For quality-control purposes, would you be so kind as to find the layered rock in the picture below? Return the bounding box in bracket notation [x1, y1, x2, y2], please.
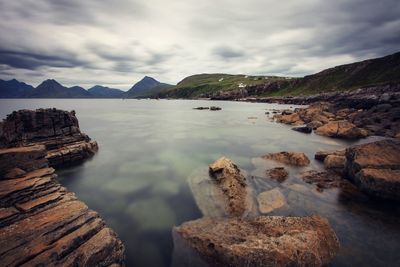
[0, 109, 98, 167]
[344, 139, 400, 200]
[0, 145, 124, 266]
[263, 151, 310, 166]
[173, 215, 340, 267]
[315, 121, 368, 139]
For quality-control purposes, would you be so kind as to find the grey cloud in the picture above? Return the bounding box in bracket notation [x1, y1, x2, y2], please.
[213, 46, 245, 59]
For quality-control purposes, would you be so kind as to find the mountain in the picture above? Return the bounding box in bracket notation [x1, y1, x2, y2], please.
[156, 51, 400, 98]
[125, 76, 173, 98]
[30, 79, 92, 98]
[0, 79, 34, 98]
[88, 85, 125, 98]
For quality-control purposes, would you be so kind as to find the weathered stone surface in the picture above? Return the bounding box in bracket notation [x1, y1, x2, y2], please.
[173, 215, 340, 267]
[315, 149, 345, 162]
[3, 167, 26, 179]
[263, 151, 310, 166]
[324, 155, 346, 172]
[257, 188, 286, 213]
[300, 170, 359, 193]
[266, 167, 288, 182]
[307, 120, 324, 130]
[275, 113, 300, 124]
[315, 121, 368, 139]
[345, 139, 400, 200]
[208, 157, 252, 216]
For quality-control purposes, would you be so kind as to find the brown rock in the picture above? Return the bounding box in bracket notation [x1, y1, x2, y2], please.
[263, 151, 310, 166]
[315, 149, 345, 162]
[208, 157, 250, 216]
[324, 155, 346, 172]
[315, 121, 368, 139]
[275, 113, 301, 124]
[266, 167, 288, 182]
[307, 120, 324, 130]
[345, 139, 400, 200]
[257, 188, 286, 213]
[173, 215, 340, 267]
[3, 168, 26, 179]
[300, 170, 359, 193]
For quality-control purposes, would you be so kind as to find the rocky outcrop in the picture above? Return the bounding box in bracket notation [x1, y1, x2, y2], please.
[0, 109, 98, 168]
[263, 152, 310, 166]
[208, 157, 252, 216]
[0, 145, 125, 266]
[344, 139, 400, 200]
[173, 215, 340, 267]
[300, 170, 358, 194]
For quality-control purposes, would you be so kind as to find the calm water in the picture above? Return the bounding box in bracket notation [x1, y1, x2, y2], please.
[1, 99, 399, 267]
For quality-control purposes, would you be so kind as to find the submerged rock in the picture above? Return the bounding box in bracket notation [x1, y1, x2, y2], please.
[193, 107, 210, 110]
[266, 167, 288, 182]
[210, 106, 222, 111]
[292, 125, 312, 134]
[173, 215, 340, 267]
[263, 151, 310, 166]
[345, 139, 400, 200]
[257, 188, 286, 213]
[300, 170, 359, 194]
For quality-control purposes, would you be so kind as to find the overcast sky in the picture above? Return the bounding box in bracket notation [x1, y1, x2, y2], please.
[0, 0, 399, 90]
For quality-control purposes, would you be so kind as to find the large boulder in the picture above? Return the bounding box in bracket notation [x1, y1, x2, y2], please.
[173, 215, 340, 267]
[263, 152, 310, 166]
[345, 139, 400, 200]
[315, 121, 368, 139]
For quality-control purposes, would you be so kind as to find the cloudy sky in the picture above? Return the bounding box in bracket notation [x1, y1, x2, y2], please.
[0, 0, 399, 90]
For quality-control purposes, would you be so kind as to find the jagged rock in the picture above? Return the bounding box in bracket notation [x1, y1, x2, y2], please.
[300, 170, 359, 193]
[315, 121, 368, 139]
[292, 125, 312, 134]
[257, 188, 286, 213]
[266, 167, 288, 182]
[173, 215, 340, 267]
[345, 139, 400, 200]
[263, 152, 310, 166]
[307, 120, 324, 130]
[208, 157, 252, 216]
[0, 109, 98, 168]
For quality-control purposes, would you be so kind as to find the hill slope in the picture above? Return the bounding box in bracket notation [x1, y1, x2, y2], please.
[156, 51, 400, 99]
[125, 76, 173, 98]
[30, 80, 92, 98]
[88, 85, 125, 98]
[0, 79, 34, 98]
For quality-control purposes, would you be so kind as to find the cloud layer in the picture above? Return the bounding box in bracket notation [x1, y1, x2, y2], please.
[0, 0, 399, 89]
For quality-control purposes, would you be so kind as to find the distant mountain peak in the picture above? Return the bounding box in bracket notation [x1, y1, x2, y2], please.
[125, 76, 172, 98]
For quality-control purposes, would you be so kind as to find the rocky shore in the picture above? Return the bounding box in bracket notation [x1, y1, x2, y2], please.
[0, 109, 125, 266]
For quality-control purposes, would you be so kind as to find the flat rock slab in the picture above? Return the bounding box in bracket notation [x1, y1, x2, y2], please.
[345, 139, 400, 200]
[174, 215, 340, 267]
[263, 151, 310, 166]
[257, 188, 286, 213]
[0, 168, 125, 267]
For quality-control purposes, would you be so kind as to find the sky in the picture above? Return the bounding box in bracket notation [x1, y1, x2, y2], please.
[0, 0, 399, 90]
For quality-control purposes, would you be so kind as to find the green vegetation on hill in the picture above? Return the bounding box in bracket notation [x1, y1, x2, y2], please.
[156, 51, 400, 98]
[158, 74, 288, 98]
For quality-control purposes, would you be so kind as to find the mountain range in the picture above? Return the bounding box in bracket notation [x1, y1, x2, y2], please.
[0, 77, 172, 98]
[1, 51, 399, 99]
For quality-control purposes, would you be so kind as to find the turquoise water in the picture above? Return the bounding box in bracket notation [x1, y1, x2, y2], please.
[0, 99, 399, 267]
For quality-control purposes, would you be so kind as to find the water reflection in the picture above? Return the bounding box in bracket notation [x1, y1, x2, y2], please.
[1, 99, 399, 267]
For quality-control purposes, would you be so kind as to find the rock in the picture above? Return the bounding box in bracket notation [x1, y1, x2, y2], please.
[275, 113, 301, 124]
[257, 188, 286, 213]
[315, 149, 345, 162]
[173, 215, 340, 267]
[324, 155, 346, 172]
[193, 107, 210, 110]
[292, 125, 312, 134]
[208, 157, 251, 216]
[307, 120, 324, 130]
[0, 109, 98, 168]
[266, 167, 288, 182]
[0, 146, 125, 266]
[300, 170, 359, 194]
[263, 151, 310, 166]
[3, 168, 26, 179]
[345, 139, 400, 200]
[281, 109, 294, 115]
[315, 121, 368, 139]
[210, 106, 222, 111]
